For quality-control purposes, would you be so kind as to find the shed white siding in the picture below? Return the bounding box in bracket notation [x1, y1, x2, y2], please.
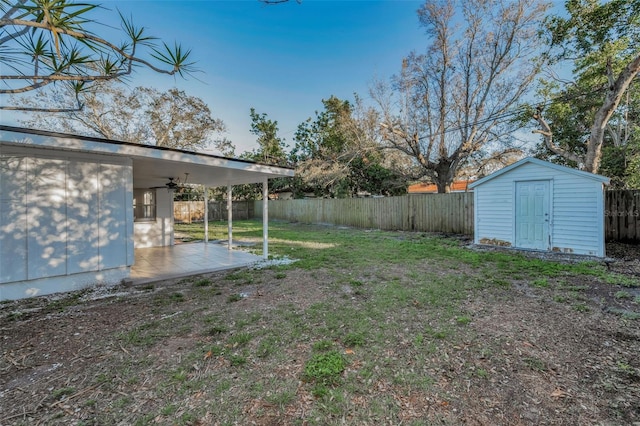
[473, 175, 514, 245]
[0, 146, 133, 299]
[472, 158, 608, 257]
[552, 177, 603, 255]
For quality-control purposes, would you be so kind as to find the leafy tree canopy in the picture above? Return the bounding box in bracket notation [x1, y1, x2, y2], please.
[247, 108, 289, 166]
[293, 95, 407, 198]
[533, 0, 640, 174]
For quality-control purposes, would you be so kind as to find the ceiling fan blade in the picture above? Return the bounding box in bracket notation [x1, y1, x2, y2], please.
[148, 177, 179, 190]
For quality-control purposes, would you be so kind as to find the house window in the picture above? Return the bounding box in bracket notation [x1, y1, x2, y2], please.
[133, 189, 156, 221]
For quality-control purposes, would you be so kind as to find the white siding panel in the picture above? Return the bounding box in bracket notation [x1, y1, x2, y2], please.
[1, 148, 133, 285]
[27, 157, 68, 279]
[0, 156, 28, 282]
[0, 202, 27, 282]
[552, 182, 602, 254]
[67, 160, 100, 274]
[506, 163, 557, 180]
[0, 155, 27, 201]
[99, 163, 128, 269]
[475, 179, 514, 244]
[156, 189, 174, 247]
[124, 167, 134, 266]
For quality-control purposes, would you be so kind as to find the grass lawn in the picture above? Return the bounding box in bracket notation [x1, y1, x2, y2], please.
[1, 220, 639, 425]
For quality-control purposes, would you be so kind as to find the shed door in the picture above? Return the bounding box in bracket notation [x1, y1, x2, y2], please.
[515, 180, 550, 250]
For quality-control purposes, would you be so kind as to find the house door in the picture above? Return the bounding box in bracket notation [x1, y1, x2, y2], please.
[515, 180, 550, 250]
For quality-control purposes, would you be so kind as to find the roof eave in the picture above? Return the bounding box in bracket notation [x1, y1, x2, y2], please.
[0, 125, 295, 179]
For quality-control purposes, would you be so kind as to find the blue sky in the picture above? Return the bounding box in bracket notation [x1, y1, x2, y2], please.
[123, 0, 427, 153]
[4, 1, 570, 155]
[54, 0, 427, 153]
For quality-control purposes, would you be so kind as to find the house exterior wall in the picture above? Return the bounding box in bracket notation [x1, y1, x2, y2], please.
[0, 146, 134, 300]
[133, 189, 174, 248]
[474, 161, 606, 256]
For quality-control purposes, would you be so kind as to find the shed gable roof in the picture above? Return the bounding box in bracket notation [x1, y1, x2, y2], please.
[468, 157, 610, 189]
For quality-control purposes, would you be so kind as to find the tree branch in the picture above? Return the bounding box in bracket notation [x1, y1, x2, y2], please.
[1, 17, 184, 75]
[0, 105, 82, 112]
[0, 0, 29, 43]
[533, 108, 584, 165]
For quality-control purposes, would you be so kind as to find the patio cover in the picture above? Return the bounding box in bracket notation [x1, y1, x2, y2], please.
[0, 125, 295, 189]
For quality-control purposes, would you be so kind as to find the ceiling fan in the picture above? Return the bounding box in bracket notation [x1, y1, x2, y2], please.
[150, 174, 189, 191]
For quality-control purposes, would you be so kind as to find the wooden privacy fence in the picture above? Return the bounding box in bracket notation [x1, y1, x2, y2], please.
[605, 190, 640, 242]
[177, 191, 640, 242]
[174, 200, 254, 223]
[174, 201, 205, 223]
[253, 193, 474, 235]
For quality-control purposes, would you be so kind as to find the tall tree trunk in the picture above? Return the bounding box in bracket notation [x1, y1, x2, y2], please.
[434, 160, 454, 193]
[435, 179, 451, 193]
[584, 53, 640, 174]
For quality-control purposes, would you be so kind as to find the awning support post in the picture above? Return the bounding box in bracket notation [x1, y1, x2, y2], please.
[262, 179, 268, 259]
[203, 185, 209, 243]
[227, 184, 233, 250]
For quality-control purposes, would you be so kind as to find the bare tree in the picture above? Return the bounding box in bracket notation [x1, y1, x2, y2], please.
[147, 88, 227, 151]
[1, 0, 194, 112]
[376, 0, 548, 192]
[19, 83, 230, 153]
[19, 82, 151, 140]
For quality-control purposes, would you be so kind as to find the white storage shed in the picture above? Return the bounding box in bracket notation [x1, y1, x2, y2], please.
[468, 157, 610, 257]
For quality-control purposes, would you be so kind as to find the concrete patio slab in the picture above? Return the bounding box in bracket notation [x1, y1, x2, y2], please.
[130, 242, 261, 285]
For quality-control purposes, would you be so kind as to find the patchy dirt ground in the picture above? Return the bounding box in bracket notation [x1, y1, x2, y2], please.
[1, 238, 639, 425]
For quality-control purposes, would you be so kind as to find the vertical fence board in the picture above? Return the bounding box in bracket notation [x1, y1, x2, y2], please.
[253, 194, 475, 235]
[605, 190, 640, 242]
[175, 200, 253, 222]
